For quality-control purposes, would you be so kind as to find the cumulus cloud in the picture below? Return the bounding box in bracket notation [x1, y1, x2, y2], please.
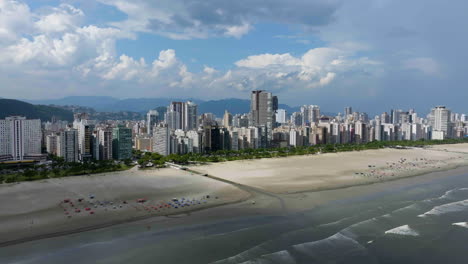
[0, 0, 33, 43]
[0, 0, 382, 100]
[234, 47, 380, 89]
[0, 1, 131, 71]
[35, 4, 84, 34]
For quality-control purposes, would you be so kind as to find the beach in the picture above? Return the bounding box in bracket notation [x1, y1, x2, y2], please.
[0, 166, 249, 245]
[1, 144, 468, 247]
[194, 144, 468, 193]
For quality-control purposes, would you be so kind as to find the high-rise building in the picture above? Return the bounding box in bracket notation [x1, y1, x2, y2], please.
[381, 112, 390, 124]
[430, 106, 452, 139]
[275, 109, 287, 124]
[58, 129, 79, 163]
[146, 110, 160, 135]
[291, 112, 303, 126]
[166, 102, 184, 130]
[310, 105, 321, 123]
[222, 110, 233, 127]
[345, 107, 353, 116]
[184, 101, 198, 130]
[166, 101, 198, 131]
[46, 134, 58, 155]
[98, 127, 113, 160]
[250, 90, 276, 144]
[0, 116, 42, 161]
[112, 126, 133, 160]
[153, 123, 170, 156]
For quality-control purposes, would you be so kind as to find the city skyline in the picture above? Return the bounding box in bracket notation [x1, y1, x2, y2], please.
[1, 0, 468, 114]
[1, 89, 466, 163]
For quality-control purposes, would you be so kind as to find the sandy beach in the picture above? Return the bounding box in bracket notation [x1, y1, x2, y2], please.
[1, 143, 468, 246]
[193, 144, 468, 193]
[0, 167, 249, 245]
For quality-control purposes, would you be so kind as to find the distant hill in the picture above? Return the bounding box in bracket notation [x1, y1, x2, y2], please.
[23, 96, 331, 118]
[26, 96, 204, 112]
[25, 96, 120, 109]
[0, 99, 74, 122]
[199, 99, 250, 117]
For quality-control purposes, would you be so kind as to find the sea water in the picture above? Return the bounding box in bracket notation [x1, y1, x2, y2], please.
[2, 172, 468, 264]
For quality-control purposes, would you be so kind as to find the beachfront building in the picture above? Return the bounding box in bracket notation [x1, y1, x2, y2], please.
[251, 90, 278, 146]
[153, 123, 170, 156]
[430, 106, 452, 140]
[46, 134, 59, 155]
[58, 129, 79, 163]
[135, 135, 153, 152]
[0, 116, 42, 162]
[98, 127, 113, 160]
[112, 126, 132, 160]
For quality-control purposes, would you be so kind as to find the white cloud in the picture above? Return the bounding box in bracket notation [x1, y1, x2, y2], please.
[236, 53, 301, 68]
[224, 23, 252, 38]
[232, 47, 379, 89]
[403, 57, 441, 75]
[102, 55, 147, 80]
[35, 4, 84, 34]
[0, 0, 33, 43]
[0, 0, 383, 100]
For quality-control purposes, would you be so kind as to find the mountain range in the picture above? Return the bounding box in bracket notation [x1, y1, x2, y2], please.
[0, 99, 74, 121]
[25, 96, 304, 117]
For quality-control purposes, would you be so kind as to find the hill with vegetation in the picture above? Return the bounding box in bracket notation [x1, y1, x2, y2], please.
[0, 99, 74, 122]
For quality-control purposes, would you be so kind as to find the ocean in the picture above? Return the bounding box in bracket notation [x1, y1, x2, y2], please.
[2, 171, 468, 264]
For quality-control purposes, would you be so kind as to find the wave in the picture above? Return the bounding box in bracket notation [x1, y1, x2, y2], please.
[452, 222, 468, 229]
[418, 199, 468, 217]
[384, 225, 419, 236]
[239, 250, 297, 264]
[439, 188, 468, 200]
[292, 232, 368, 259]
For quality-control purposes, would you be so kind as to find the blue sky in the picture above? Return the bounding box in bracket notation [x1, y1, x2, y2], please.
[0, 0, 467, 114]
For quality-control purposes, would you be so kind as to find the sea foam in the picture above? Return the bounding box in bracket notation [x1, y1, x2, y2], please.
[452, 222, 468, 229]
[418, 199, 468, 217]
[384, 225, 419, 236]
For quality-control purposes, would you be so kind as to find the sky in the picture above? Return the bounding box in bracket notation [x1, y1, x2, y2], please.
[1, 0, 467, 114]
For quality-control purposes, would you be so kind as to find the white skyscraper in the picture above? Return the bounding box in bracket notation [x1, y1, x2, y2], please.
[46, 134, 58, 155]
[276, 109, 287, 124]
[430, 106, 452, 139]
[0, 116, 42, 161]
[153, 123, 170, 156]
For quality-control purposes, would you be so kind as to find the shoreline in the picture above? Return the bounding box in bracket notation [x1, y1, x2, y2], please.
[1, 144, 468, 247]
[4, 163, 467, 249]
